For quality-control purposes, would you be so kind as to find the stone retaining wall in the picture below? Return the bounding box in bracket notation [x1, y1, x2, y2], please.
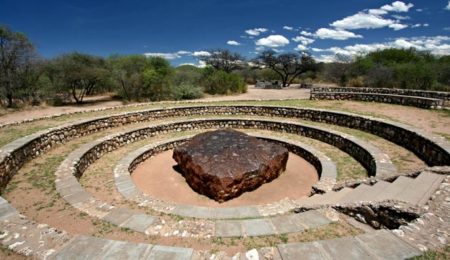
[311, 87, 450, 100]
[71, 118, 387, 182]
[1, 105, 449, 192]
[310, 92, 444, 109]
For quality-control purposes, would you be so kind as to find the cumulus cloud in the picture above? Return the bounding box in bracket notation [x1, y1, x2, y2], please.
[388, 23, 408, 30]
[176, 50, 191, 55]
[192, 51, 211, 57]
[391, 14, 410, 20]
[295, 44, 308, 51]
[144, 52, 181, 59]
[283, 26, 294, 30]
[381, 1, 414, 12]
[143, 50, 195, 59]
[227, 40, 241, 46]
[330, 1, 412, 31]
[315, 28, 363, 40]
[292, 36, 315, 45]
[255, 35, 290, 48]
[446, 1, 450, 10]
[331, 13, 395, 30]
[313, 36, 450, 62]
[245, 28, 268, 36]
[300, 31, 313, 36]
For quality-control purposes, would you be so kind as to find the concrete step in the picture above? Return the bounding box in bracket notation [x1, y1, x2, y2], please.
[338, 184, 372, 204]
[372, 176, 414, 202]
[356, 180, 390, 202]
[395, 172, 445, 205]
[297, 188, 352, 206]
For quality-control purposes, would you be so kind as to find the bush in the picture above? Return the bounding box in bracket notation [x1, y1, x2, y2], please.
[172, 84, 203, 100]
[347, 76, 365, 88]
[201, 70, 247, 95]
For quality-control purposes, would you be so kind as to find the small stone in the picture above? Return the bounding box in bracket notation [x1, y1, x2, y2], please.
[245, 249, 259, 260]
[392, 229, 404, 237]
[437, 236, 446, 244]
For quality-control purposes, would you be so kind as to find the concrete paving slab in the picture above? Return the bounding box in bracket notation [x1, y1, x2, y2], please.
[278, 241, 330, 260]
[215, 220, 243, 237]
[146, 245, 193, 260]
[241, 218, 276, 236]
[355, 230, 421, 259]
[120, 214, 157, 232]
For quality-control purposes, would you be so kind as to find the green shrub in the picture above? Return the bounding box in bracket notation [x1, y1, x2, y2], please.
[202, 70, 247, 95]
[347, 76, 365, 88]
[172, 84, 203, 100]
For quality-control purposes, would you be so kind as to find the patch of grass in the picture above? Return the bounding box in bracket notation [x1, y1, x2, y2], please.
[92, 219, 115, 236]
[279, 233, 289, 243]
[410, 246, 450, 260]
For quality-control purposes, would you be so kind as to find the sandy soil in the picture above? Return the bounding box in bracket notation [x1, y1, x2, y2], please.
[0, 96, 126, 125]
[345, 102, 449, 135]
[200, 85, 311, 102]
[0, 86, 310, 125]
[132, 150, 318, 207]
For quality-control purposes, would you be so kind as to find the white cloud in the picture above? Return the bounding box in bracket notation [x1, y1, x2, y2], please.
[388, 23, 408, 30]
[416, 8, 423, 12]
[245, 28, 268, 36]
[315, 28, 363, 40]
[176, 50, 191, 55]
[292, 36, 315, 45]
[295, 44, 308, 51]
[391, 14, 410, 20]
[227, 40, 241, 46]
[144, 52, 180, 59]
[300, 30, 313, 36]
[331, 13, 395, 30]
[412, 23, 429, 28]
[255, 35, 290, 48]
[368, 9, 388, 15]
[330, 2, 412, 31]
[192, 51, 211, 57]
[381, 1, 414, 12]
[283, 26, 293, 30]
[313, 36, 450, 62]
[446, 1, 450, 10]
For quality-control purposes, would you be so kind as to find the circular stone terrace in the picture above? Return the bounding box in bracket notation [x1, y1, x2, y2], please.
[0, 99, 449, 259]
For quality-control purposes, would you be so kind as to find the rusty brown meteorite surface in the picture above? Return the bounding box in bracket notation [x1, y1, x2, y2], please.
[172, 129, 289, 202]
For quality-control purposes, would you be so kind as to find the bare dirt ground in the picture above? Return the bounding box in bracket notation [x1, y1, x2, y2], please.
[0, 86, 310, 125]
[132, 150, 318, 207]
[0, 95, 127, 125]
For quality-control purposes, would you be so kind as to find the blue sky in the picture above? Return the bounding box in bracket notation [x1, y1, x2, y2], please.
[1, 0, 449, 65]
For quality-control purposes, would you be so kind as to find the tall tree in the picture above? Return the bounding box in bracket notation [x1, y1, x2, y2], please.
[254, 50, 317, 87]
[199, 49, 244, 72]
[0, 26, 37, 107]
[107, 55, 150, 100]
[46, 53, 109, 104]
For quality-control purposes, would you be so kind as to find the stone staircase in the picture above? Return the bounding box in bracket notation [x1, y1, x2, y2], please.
[298, 171, 445, 207]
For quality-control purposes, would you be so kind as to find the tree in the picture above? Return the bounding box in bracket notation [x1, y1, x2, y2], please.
[46, 53, 109, 104]
[0, 26, 37, 107]
[141, 57, 173, 101]
[107, 55, 150, 100]
[254, 50, 317, 87]
[199, 49, 244, 72]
